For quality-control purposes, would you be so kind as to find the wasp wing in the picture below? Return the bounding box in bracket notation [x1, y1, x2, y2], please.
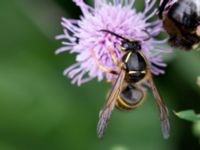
[148, 71, 170, 139]
[97, 69, 126, 139]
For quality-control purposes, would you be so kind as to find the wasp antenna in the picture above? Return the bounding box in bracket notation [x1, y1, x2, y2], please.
[99, 29, 128, 41]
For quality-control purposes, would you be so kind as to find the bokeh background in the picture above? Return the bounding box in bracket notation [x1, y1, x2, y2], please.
[0, 0, 200, 150]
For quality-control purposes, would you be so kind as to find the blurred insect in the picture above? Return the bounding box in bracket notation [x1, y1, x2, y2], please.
[89, 29, 170, 139]
[158, 0, 200, 50]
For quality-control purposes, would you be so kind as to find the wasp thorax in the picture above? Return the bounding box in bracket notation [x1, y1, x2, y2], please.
[121, 40, 141, 51]
[122, 51, 147, 83]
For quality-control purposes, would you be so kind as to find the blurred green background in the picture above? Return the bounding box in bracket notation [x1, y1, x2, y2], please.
[0, 0, 200, 150]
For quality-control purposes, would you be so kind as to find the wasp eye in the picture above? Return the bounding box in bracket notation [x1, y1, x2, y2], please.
[121, 41, 130, 50]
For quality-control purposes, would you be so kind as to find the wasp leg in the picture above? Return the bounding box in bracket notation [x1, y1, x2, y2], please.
[89, 48, 119, 75]
[108, 46, 120, 66]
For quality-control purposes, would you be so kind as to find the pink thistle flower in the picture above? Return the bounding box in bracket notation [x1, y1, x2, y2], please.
[56, 0, 171, 86]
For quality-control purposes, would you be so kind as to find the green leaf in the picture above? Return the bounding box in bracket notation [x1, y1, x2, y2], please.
[193, 121, 200, 138]
[174, 110, 200, 122]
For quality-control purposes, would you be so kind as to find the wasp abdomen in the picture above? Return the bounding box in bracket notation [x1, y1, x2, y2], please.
[116, 85, 144, 111]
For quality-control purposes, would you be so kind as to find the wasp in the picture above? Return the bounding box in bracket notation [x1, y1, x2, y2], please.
[89, 29, 170, 139]
[158, 0, 200, 50]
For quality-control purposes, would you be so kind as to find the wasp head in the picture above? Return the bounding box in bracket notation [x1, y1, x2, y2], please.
[121, 40, 141, 52]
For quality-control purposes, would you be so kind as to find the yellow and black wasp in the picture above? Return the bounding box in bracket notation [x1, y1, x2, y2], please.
[90, 29, 170, 139]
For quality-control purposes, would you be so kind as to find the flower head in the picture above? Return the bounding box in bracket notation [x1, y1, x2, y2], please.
[56, 0, 171, 86]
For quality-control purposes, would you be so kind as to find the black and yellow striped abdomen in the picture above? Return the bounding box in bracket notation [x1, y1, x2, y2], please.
[115, 84, 145, 111]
